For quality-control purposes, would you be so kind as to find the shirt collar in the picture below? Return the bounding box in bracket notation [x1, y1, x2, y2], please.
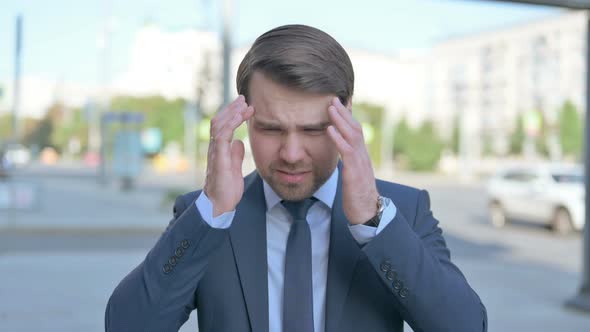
[262, 167, 338, 211]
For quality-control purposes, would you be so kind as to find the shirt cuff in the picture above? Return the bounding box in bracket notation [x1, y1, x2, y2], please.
[195, 191, 235, 229]
[348, 197, 396, 245]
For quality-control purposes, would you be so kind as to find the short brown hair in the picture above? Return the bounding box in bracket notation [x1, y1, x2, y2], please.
[236, 24, 354, 105]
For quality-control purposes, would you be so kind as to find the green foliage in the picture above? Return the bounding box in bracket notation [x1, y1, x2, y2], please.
[558, 100, 583, 159]
[110, 95, 186, 148]
[534, 112, 549, 158]
[392, 119, 445, 171]
[393, 117, 411, 157]
[482, 134, 494, 156]
[51, 107, 89, 155]
[24, 117, 53, 149]
[353, 102, 384, 166]
[404, 121, 445, 171]
[0, 114, 12, 141]
[450, 115, 460, 155]
[509, 114, 525, 155]
[22, 103, 65, 150]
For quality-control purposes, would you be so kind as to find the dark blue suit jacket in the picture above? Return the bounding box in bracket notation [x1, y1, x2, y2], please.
[105, 170, 487, 331]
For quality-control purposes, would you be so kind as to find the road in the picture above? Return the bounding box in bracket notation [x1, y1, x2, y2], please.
[0, 164, 588, 331]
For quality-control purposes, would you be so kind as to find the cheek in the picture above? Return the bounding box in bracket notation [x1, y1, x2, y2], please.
[306, 136, 338, 161]
[249, 134, 280, 162]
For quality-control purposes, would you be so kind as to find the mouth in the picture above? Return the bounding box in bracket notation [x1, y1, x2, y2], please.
[275, 169, 311, 184]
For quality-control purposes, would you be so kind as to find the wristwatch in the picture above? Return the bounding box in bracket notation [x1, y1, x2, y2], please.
[364, 196, 386, 227]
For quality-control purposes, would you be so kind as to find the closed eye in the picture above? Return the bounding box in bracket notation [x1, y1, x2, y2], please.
[258, 126, 283, 134]
[303, 128, 326, 135]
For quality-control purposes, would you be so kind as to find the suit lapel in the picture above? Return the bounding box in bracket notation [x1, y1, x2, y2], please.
[229, 172, 269, 332]
[325, 165, 363, 332]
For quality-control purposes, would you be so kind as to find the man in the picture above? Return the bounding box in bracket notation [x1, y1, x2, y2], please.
[105, 24, 487, 332]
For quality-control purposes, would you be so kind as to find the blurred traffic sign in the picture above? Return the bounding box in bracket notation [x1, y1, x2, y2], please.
[141, 128, 163, 154]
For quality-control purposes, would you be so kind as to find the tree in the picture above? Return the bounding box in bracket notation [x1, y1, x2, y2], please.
[23, 102, 65, 150]
[51, 107, 89, 155]
[0, 114, 12, 141]
[353, 102, 384, 167]
[558, 100, 583, 159]
[450, 115, 460, 155]
[534, 111, 549, 158]
[509, 114, 525, 155]
[404, 121, 445, 171]
[24, 117, 53, 150]
[393, 117, 411, 157]
[110, 95, 186, 148]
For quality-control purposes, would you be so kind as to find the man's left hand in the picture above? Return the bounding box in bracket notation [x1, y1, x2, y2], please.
[326, 97, 380, 225]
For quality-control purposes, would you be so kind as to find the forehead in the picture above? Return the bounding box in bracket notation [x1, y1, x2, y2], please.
[248, 72, 334, 123]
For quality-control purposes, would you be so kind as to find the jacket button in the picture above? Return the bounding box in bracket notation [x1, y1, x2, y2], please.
[386, 270, 398, 281]
[168, 256, 178, 266]
[380, 260, 392, 272]
[399, 287, 409, 299]
[393, 279, 403, 291]
[163, 263, 172, 274]
[181, 239, 190, 249]
[175, 247, 185, 258]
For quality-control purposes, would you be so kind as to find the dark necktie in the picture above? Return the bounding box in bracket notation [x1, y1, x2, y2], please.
[281, 197, 317, 332]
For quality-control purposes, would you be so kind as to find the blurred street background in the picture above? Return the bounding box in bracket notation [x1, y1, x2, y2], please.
[2, 0, 590, 331]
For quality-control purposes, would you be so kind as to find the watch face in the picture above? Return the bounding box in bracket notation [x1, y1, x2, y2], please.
[377, 196, 385, 213]
[364, 196, 386, 227]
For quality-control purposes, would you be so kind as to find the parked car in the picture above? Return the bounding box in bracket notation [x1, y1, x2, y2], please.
[1, 142, 31, 168]
[486, 164, 585, 234]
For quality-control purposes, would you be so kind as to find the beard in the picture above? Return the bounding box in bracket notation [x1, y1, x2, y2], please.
[263, 160, 335, 202]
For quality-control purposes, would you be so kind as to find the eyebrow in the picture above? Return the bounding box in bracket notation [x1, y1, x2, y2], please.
[253, 119, 330, 130]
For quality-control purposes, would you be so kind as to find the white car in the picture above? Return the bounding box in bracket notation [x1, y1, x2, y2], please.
[2, 143, 31, 168]
[486, 164, 585, 234]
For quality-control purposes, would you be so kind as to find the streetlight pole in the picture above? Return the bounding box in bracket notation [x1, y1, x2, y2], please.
[221, 0, 232, 108]
[97, 0, 112, 185]
[12, 14, 23, 143]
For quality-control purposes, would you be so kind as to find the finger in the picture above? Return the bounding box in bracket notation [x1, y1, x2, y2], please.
[331, 97, 361, 131]
[210, 95, 247, 136]
[327, 125, 354, 157]
[328, 105, 356, 142]
[215, 105, 255, 142]
[215, 95, 246, 122]
[209, 105, 254, 174]
[231, 139, 245, 176]
[210, 96, 247, 136]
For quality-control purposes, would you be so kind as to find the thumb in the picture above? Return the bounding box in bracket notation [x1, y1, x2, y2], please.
[230, 139, 245, 176]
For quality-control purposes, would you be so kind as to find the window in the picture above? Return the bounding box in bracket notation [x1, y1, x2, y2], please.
[503, 171, 537, 182]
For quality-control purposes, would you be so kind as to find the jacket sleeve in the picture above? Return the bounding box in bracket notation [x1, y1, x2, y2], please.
[362, 189, 487, 332]
[105, 193, 228, 332]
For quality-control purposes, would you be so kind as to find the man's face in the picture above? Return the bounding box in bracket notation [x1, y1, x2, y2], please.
[247, 71, 341, 201]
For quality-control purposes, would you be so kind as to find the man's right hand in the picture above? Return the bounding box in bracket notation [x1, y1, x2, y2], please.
[204, 95, 255, 217]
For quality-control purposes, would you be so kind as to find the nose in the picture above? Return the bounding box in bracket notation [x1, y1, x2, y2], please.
[279, 133, 306, 164]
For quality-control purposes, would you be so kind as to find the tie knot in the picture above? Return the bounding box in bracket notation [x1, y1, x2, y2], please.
[281, 197, 317, 222]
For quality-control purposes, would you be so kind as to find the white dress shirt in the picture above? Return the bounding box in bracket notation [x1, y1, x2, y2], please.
[195, 168, 396, 332]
